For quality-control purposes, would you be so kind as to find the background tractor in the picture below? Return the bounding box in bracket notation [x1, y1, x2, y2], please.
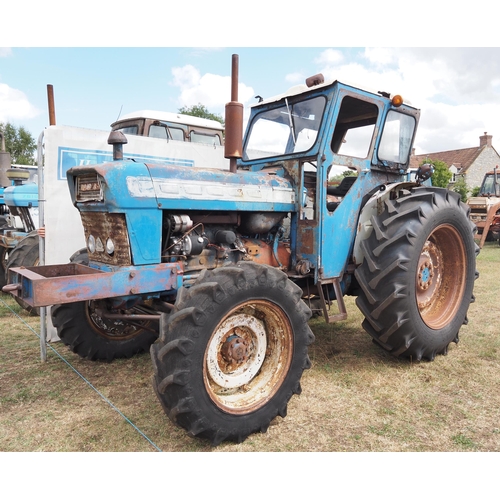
[467, 166, 500, 247]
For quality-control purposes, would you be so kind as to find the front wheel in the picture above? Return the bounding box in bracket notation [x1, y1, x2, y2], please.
[151, 262, 314, 445]
[355, 187, 478, 361]
[52, 300, 159, 361]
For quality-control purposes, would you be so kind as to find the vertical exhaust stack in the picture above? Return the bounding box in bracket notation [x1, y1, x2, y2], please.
[47, 84, 56, 126]
[224, 54, 243, 173]
[108, 131, 128, 161]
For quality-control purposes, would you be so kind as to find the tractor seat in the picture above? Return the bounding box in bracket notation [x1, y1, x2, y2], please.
[327, 175, 357, 197]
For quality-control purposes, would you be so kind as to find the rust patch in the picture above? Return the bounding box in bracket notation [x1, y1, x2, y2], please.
[80, 212, 132, 266]
[240, 238, 291, 269]
[297, 221, 316, 256]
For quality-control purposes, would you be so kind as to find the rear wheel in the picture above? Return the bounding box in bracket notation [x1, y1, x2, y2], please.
[52, 300, 159, 361]
[151, 262, 314, 445]
[355, 187, 478, 361]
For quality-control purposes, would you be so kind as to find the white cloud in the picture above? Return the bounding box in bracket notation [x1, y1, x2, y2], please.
[363, 47, 395, 67]
[285, 72, 304, 84]
[0, 83, 41, 122]
[171, 64, 255, 111]
[311, 47, 500, 153]
[0, 48, 12, 57]
[314, 49, 344, 66]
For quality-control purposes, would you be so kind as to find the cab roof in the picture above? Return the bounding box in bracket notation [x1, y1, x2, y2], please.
[111, 110, 224, 131]
[252, 78, 413, 107]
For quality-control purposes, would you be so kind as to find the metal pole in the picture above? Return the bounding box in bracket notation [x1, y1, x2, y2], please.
[38, 84, 56, 361]
[37, 130, 46, 362]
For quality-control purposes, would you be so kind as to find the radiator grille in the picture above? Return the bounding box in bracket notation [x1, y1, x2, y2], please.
[80, 212, 132, 266]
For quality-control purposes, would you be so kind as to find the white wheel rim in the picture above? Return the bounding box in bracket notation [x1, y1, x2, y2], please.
[206, 313, 267, 389]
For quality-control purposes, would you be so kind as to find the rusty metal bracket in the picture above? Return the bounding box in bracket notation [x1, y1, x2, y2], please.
[3, 262, 183, 308]
[317, 277, 347, 323]
[478, 200, 500, 248]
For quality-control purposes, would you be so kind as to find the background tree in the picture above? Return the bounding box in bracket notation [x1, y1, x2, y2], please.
[329, 169, 358, 184]
[471, 186, 481, 197]
[0, 122, 36, 165]
[178, 104, 224, 126]
[452, 175, 470, 202]
[421, 159, 452, 188]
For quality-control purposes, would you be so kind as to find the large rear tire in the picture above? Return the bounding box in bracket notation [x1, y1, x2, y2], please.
[151, 262, 314, 445]
[51, 300, 159, 361]
[355, 187, 478, 361]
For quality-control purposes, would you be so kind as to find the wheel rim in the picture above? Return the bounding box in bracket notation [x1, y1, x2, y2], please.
[86, 300, 155, 341]
[416, 224, 467, 329]
[203, 300, 293, 414]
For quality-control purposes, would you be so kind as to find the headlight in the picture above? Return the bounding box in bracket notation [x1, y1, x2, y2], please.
[106, 238, 115, 255]
[88, 234, 96, 253]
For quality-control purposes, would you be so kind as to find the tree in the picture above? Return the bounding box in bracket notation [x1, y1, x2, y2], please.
[471, 186, 481, 197]
[421, 159, 452, 188]
[452, 175, 470, 203]
[329, 169, 357, 184]
[178, 104, 224, 126]
[0, 122, 36, 165]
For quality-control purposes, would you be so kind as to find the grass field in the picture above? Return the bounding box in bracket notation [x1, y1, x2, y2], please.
[1, 243, 499, 453]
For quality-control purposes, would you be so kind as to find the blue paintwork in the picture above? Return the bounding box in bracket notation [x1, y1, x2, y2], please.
[0, 182, 39, 250]
[3, 183, 38, 208]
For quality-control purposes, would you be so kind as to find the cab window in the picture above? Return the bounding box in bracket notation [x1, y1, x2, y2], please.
[149, 124, 185, 141]
[116, 125, 138, 135]
[331, 96, 378, 159]
[190, 131, 221, 145]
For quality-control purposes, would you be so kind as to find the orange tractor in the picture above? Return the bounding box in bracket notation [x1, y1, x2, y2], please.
[467, 166, 500, 247]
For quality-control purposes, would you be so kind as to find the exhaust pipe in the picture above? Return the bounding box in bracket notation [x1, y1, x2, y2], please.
[108, 131, 128, 161]
[224, 54, 243, 173]
[47, 84, 56, 126]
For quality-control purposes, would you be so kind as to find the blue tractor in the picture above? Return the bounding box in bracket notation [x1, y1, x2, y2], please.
[0, 161, 39, 292]
[0, 169, 39, 297]
[4, 56, 478, 445]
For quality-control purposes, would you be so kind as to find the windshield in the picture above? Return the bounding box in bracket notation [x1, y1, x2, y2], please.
[244, 96, 327, 160]
[480, 174, 500, 196]
[378, 110, 416, 164]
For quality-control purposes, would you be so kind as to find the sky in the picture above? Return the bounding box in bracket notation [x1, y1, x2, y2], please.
[3, 45, 500, 158]
[1, 2, 500, 160]
[2, 0, 500, 160]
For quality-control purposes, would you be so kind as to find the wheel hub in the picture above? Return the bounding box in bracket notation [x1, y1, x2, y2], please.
[417, 241, 441, 308]
[206, 313, 267, 389]
[418, 258, 434, 291]
[221, 334, 249, 364]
